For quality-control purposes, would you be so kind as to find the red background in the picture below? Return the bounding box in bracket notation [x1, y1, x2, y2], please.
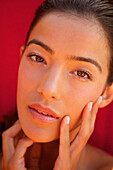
[0, 0, 113, 155]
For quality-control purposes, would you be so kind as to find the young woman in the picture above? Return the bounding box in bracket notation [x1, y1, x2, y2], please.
[1, 0, 113, 169]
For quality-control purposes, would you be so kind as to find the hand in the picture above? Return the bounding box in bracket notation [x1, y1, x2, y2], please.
[53, 96, 102, 170]
[1, 120, 41, 170]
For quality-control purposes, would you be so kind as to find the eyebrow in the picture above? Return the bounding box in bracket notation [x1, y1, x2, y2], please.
[68, 56, 102, 72]
[27, 39, 102, 72]
[27, 39, 54, 54]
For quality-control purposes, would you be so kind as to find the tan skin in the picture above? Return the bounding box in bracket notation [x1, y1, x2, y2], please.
[2, 12, 113, 170]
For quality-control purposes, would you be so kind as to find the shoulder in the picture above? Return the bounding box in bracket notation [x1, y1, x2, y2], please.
[78, 143, 113, 170]
[86, 144, 113, 169]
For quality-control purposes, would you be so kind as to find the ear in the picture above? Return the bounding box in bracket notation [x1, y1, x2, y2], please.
[20, 46, 25, 59]
[99, 83, 113, 108]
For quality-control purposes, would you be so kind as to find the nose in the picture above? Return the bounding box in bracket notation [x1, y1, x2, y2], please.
[37, 68, 62, 100]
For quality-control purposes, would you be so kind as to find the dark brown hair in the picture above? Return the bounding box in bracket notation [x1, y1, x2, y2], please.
[25, 0, 113, 85]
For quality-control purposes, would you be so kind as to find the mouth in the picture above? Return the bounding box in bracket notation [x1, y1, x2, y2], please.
[28, 103, 59, 123]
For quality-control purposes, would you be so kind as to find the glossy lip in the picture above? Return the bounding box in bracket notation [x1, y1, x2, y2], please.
[28, 103, 59, 122]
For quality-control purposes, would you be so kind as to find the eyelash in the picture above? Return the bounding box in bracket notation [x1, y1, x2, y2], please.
[27, 54, 46, 64]
[74, 70, 91, 80]
[27, 53, 92, 80]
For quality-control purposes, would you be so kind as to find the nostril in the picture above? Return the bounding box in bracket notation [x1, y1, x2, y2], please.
[36, 80, 61, 100]
[37, 88, 43, 95]
[37, 87, 60, 100]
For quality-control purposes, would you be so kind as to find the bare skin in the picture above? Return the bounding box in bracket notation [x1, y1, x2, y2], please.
[1, 12, 113, 170]
[1, 97, 113, 170]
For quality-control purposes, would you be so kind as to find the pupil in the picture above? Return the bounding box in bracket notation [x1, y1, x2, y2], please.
[37, 57, 43, 62]
[78, 71, 85, 77]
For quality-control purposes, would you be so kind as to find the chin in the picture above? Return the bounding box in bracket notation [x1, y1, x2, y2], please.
[24, 131, 59, 143]
[21, 123, 59, 143]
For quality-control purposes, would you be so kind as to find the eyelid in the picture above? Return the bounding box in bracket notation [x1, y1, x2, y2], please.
[73, 70, 93, 81]
[26, 49, 46, 58]
[27, 52, 47, 64]
[25, 45, 50, 58]
[27, 51, 42, 57]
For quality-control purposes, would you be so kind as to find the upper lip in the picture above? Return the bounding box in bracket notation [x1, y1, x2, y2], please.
[28, 103, 59, 119]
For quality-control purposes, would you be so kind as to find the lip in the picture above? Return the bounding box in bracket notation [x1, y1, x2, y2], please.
[28, 103, 59, 123]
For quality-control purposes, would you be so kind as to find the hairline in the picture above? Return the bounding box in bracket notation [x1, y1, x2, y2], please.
[25, 8, 111, 85]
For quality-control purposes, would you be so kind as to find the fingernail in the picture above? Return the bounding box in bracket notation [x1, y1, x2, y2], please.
[89, 102, 93, 111]
[98, 96, 103, 105]
[66, 116, 70, 124]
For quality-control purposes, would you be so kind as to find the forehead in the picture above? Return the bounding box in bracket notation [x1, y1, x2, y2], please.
[28, 12, 110, 71]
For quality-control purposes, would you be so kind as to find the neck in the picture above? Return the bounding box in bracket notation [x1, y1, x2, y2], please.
[39, 139, 59, 170]
[38, 123, 81, 169]
[41, 139, 59, 158]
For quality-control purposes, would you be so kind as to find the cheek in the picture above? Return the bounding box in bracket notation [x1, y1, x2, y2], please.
[65, 82, 98, 109]
[17, 62, 38, 117]
[17, 60, 45, 103]
[18, 63, 42, 91]
[64, 82, 101, 128]
[17, 59, 105, 142]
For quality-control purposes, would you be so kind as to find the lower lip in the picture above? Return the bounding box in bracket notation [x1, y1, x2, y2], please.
[28, 107, 58, 123]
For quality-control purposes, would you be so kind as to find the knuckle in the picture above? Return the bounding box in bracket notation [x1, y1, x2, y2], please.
[18, 138, 29, 147]
[90, 125, 95, 134]
[81, 126, 95, 143]
[2, 126, 14, 139]
[18, 138, 25, 145]
[2, 131, 5, 139]
[82, 131, 89, 142]
[90, 127, 94, 135]
[2, 130, 9, 140]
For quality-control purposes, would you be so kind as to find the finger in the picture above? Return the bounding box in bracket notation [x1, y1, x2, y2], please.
[11, 137, 34, 161]
[79, 96, 102, 140]
[80, 96, 102, 137]
[70, 102, 93, 157]
[7, 137, 34, 170]
[54, 116, 71, 170]
[2, 120, 21, 162]
[59, 116, 70, 162]
[14, 130, 26, 148]
[90, 96, 102, 126]
[27, 143, 41, 169]
[70, 97, 102, 159]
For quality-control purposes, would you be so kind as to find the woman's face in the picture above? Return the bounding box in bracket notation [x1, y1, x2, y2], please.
[17, 12, 110, 142]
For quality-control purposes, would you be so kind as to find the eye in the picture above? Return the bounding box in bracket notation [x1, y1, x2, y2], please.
[74, 70, 91, 80]
[27, 54, 46, 64]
